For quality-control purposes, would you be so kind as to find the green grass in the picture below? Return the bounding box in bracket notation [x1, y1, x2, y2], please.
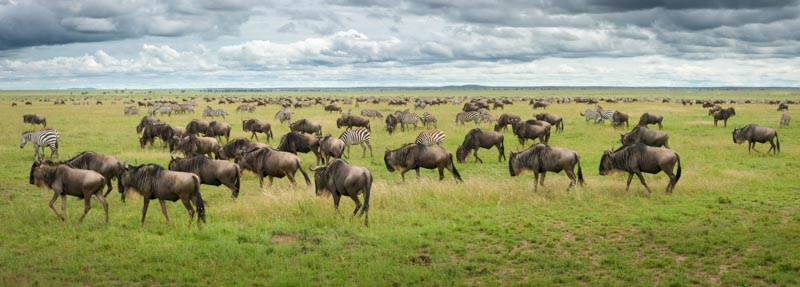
[1, 89, 799, 286]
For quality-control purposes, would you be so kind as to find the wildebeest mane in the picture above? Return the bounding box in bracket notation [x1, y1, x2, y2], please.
[170, 155, 211, 173]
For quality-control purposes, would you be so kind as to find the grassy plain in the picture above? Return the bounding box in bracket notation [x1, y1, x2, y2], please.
[0, 88, 798, 286]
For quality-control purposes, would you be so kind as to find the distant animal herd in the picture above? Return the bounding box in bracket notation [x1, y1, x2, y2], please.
[15, 95, 791, 227]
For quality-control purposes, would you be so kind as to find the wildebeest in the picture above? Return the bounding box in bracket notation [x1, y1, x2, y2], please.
[242, 119, 274, 142]
[494, 113, 521, 132]
[172, 135, 222, 159]
[456, 129, 505, 163]
[290, 119, 323, 136]
[169, 154, 241, 198]
[712, 107, 736, 127]
[30, 160, 108, 223]
[512, 121, 548, 146]
[136, 116, 161, 134]
[534, 113, 564, 133]
[612, 111, 629, 129]
[337, 115, 371, 130]
[237, 147, 311, 188]
[780, 112, 791, 128]
[23, 114, 47, 128]
[56, 151, 123, 197]
[204, 121, 231, 143]
[599, 143, 682, 194]
[277, 132, 323, 165]
[732, 124, 780, 154]
[320, 134, 345, 163]
[186, 119, 210, 135]
[140, 122, 173, 149]
[324, 103, 342, 113]
[218, 138, 269, 160]
[532, 101, 549, 109]
[637, 113, 664, 130]
[384, 143, 462, 182]
[620, 126, 670, 149]
[385, 114, 398, 134]
[777, 102, 789, 111]
[508, 143, 585, 192]
[118, 163, 205, 227]
[310, 159, 373, 227]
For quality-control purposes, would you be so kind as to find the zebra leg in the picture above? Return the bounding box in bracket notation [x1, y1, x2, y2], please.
[360, 142, 367, 158]
[346, 145, 351, 159]
[33, 143, 40, 161]
[366, 141, 373, 157]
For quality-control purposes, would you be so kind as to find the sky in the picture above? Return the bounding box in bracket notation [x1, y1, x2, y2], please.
[0, 0, 799, 89]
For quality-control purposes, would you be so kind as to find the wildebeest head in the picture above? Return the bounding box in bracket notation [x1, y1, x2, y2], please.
[456, 145, 469, 163]
[732, 127, 745, 144]
[508, 150, 521, 176]
[383, 147, 396, 172]
[309, 165, 330, 196]
[598, 149, 614, 176]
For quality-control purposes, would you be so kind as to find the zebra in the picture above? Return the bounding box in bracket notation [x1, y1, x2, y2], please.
[455, 111, 482, 125]
[421, 111, 438, 128]
[338, 127, 373, 158]
[415, 129, 446, 147]
[360, 109, 384, 119]
[595, 105, 615, 121]
[581, 109, 604, 124]
[274, 108, 292, 124]
[158, 106, 171, 117]
[20, 128, 59, 161]
[202, 108, 227, 119]
[394, 109, 419, 132]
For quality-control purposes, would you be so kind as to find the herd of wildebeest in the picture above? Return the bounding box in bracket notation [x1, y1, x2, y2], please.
[14, 94, 792, 227]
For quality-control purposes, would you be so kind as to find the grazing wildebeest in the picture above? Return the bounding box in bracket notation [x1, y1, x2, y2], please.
[242, 119, 274, 142]
[385, 113, 398, 135]
[324, 104, 342, 113]
[290, 119, 323, 136]
[732, 124, 780, 154]
[204, 121, 231, 143]
[23, 114, 47, 128]
[638, 113, 664, 130]
[612, 111, 629, 129]
[172, 135, 222, 159]
[532, 101, 549, 109]
[599, 143, 682, 194]
[57, 151, 123, 196]
[186, 119, 210, 135]
[277, 132, 323, 165]
[30, 160, 108, 222]
[310, 159, 373, 226]
[140, 123, 174, 149]
[118, 163, 205, 227]
[508, 143, 585, 192]
[780, 112, 791, 128]
[456, 128, 505, 163]
[777, 102, 789, 111]
[337, 115, 371, 131]
[620, 126, 670, 148]
[237, 147, 311, 188]
[512, 121, 548, 146]
[136, 116, 161, 134]
[494, 113, 521, 132]
[384, 143, 462, 182]
[169, 154, 241, 198]
[218, 138, 269, 160]
[712, 107, 736, 127]
[534, 113, 564, 133]
[581, 109, 604, 124]
[320, 134, 345, 164]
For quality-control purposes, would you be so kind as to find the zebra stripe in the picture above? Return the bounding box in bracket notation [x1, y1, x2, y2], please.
[339, 127, 373, 157]
[21, 129, 59, 160]
[394, 110, 419, 131]
[455, 111, 482, 125]
[421, 111, 438, 128]
[202, 109, 227, 119]
[415, 129, 446, 146]
[595, 106, 615, 120]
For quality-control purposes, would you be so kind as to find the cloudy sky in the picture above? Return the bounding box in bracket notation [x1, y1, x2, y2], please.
[1, 0, 799, 89]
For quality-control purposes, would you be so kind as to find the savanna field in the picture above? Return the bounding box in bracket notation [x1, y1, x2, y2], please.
[1, 89, 799, 286]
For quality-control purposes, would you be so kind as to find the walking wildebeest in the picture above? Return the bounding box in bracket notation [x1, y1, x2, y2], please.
[337, 114, 371, 131]
[242, 119, 274, 142]
[384, 143, 462, 182]
[118, 163, 205, 227]
[277, 132, 323, 165]
[218, 138, 269, 160]
[638, 113, 664, 130]
[599, 143, 682, 194]
[456, 128, 505, 163]
[732, 124, 780, 154]
[508, 143, 584, 192]
[512, 121, 548, 146]
[612, 111, 629, 129]
[204, 121, 231, 143]
[172, 135, 222, 159]
[23, 114, 47, 128]
[712, 107, 736, 127]
[57, 151, 123, 197]
[620, 126, 670, 149]
[237, 147, 311, 188]
[320, 134, 345, 164]
[30, 160, 108, 222]
[136, 116, 161, 134]
[310, 159, 373, 227]
[325, 104, 342, 113]
[494, 113, 521, 132]
[169, 154, 241, 198]
[186, 119, 210, 136]
[534, 113, 564, 133]
[290, 119, 323, 136]
[779, 112, 791, 128]
[385, 114, 398, 135]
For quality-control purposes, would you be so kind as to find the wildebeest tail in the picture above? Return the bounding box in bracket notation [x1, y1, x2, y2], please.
[234, 165, 241, 198]
[449, 153, 463, 182]
[194, 176, 206, 223]
[776, 132, 780, 153]
[357, 172, 372, 227]
[576, 153, 585, 186]
[297, 158, 312, 185]
[675, 153, 682, 184]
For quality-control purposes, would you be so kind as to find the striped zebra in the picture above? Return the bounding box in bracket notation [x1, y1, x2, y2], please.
[360, 109, 384, 119]
[20, 128, 59, 161]
[274, 108, 292, 124]
[595, 105, 615, 121]
[338, 127, 373, 158]
[202, 108, 227, 119]
[455, 111, 482, 125]
[415, 129, 446, 147]
[421, 111, 438, 128]
[394, 109, 419, 132]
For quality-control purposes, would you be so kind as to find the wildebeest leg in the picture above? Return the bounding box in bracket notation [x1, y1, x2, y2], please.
[251, 132, 258, 141]
[286, 172, 297, 185]
[103, 177, 113, 196]
[95, 191, 109, 223]
[533, 171, 539, 192]
[658, 122, 662, 130]
[159, 199, 170, 224]
[78, 195, 92, 223]
[767, 140, 776, 154]
[750, 142, 759, 153]
[351, 196, 362, 216]
[257, 176, 265, 188]
[438, 167, 445, 181]
[473, 149, 483, 164]
[180, 198, 194, 228]
[540, 172, 547, 188]
[625, 173, 634, 191]
[141, 198, 151, 226]
[399, 169, 408, 182]
[332, 194, 342, 217]
[565, 169, 577, 191]
[415, 168, 421, 179]
[268, 176, 275, 187]
[634, 172, 652, 194]
[48, 192, 65, 221]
